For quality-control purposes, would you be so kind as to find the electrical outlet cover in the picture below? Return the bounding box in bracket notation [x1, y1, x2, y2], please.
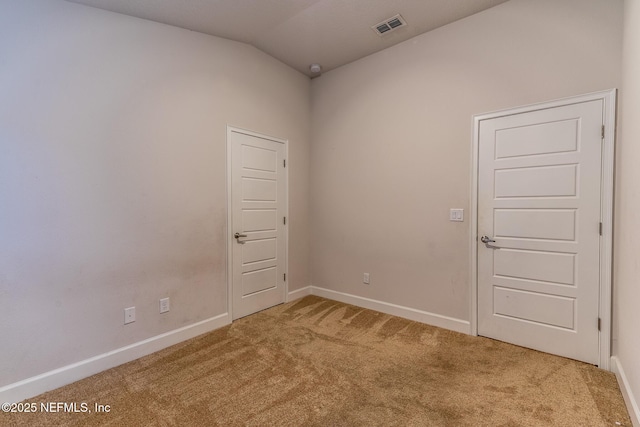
[160, 298, 170, 314]
[124, 307, 136, 324]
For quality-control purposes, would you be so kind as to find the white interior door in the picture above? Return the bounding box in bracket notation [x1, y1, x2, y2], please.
[477, 99, 604, 365]
[229, 128, 286, 320]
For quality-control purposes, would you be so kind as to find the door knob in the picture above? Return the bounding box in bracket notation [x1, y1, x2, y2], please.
[234, 232, 247, 239]
[480, 236, 495, 244]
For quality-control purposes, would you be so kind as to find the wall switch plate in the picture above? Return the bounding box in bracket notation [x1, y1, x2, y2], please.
[449, 208, 464, 222]
[124, 307, 136, 324]
[363, 273, 370, 284]
[160, 297, 170, 314]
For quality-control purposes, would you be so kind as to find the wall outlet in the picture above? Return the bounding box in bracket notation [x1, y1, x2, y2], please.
[124, 307, 136, 324]
[160, 297, 170, 314]
[363, 273, 370, 284]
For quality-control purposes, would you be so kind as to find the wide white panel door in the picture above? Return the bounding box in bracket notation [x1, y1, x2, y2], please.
[477, 99, 603, 365]
[230, 129, 286, 320]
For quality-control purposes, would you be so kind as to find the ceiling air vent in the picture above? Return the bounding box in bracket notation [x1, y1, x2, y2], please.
[372, 14, 407, 36]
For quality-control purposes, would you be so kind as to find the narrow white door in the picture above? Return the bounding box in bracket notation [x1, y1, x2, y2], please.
[229, 128, 286, 320]
[477, 99, 603, 365]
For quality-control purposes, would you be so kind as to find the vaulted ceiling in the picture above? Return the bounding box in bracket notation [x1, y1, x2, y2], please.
[65, 0, 510, 76]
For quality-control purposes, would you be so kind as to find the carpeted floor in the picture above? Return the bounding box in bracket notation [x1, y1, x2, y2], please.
[1, 296, 632, 426]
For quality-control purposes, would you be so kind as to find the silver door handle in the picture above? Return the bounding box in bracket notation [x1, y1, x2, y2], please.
[480, 235, 499, 248]
[234, 232, 247, 239]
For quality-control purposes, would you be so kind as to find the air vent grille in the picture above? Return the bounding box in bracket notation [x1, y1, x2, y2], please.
[372, 14, 407, 36]
[376, 23, 391, 34]
[388, 18, 403, 29]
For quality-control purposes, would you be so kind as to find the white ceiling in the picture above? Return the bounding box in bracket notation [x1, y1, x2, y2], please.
[65, 0, 510, 76]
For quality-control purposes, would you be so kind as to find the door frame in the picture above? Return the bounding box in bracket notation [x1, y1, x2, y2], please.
[226, 125, 289, 321]
[469, 90, 616, 370]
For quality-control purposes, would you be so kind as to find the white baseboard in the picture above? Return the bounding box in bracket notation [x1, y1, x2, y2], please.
[0, 313, 231, 404]
[287, 286, 312, 302]
[611, 356, 640, 427]
[310, 286, 470, 334]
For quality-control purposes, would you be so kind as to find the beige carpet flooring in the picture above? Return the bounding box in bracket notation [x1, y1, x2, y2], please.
[1, 296, 632, 426]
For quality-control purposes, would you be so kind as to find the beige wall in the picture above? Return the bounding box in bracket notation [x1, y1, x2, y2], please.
[0, 0, 310, 387]
[310, 0, 623, 321]
[614, 0, 640, 421]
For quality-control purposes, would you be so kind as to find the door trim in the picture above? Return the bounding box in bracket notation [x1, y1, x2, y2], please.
[226, 126, 288, 321]
[469, 89, 616, 370]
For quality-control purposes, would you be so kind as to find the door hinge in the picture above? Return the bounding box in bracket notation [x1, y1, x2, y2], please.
[283, 216, 286, 225]
[283, 273, 286, 281]
[283, 159, 286, 167]
[601, 125, 605, 140]
[598, 317, 601, 331]
[599, 222, 603, 236]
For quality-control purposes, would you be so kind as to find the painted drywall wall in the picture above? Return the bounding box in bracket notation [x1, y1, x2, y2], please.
[614, 0, 640, 421]
[0, 0, 310, 387]
[310, 0, 622, 321]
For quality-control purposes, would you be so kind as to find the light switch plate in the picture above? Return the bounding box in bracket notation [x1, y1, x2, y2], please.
[450, 209, 464, 222]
